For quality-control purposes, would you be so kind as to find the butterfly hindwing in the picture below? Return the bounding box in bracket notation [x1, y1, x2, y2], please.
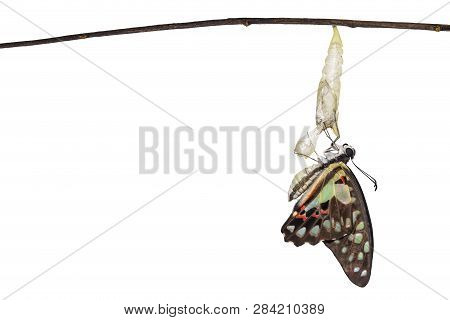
[282, 162, 354, 246]
[281, 162, 374, 287]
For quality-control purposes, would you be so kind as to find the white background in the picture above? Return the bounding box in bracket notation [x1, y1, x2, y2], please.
[0, 0, 449, 318]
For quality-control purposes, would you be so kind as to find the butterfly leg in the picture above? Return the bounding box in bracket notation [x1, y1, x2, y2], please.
[324, 129, 339, 152]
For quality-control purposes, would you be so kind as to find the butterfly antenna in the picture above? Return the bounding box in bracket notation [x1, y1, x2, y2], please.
[350, 158, 378, 191]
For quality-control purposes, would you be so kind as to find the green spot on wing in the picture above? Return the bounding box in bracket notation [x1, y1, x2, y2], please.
[335, 184, 352, 204]
[319, 179, 335, 203]
[363, 241, 370, 253]
[354, 233, 363, 244]
[296, 227, 306, 238]
[310, 225, 320, 237]
[352, 210, 361, 223]
[356, 221, 365, 231]
[335, 222, 341, 232]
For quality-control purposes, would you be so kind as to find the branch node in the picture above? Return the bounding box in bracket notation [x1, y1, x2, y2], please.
[434, 25, 441, 32]
[243, 20, 251, 27]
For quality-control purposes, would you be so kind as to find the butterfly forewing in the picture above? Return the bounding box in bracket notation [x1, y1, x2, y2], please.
[281, 162, 374, 287]
[324, 164, 373, 287]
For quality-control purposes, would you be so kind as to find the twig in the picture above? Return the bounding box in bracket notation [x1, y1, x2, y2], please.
[0, 17, 448, 49]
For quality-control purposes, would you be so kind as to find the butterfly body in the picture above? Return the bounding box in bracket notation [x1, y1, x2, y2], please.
[283, 145, 373, 287]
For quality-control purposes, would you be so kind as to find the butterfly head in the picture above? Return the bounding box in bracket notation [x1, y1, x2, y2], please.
[342, 144, 356, 159]
[322, 143, 356, 164]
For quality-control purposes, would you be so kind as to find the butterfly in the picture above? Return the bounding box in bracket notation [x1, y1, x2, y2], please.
[282, 144, 374, 287]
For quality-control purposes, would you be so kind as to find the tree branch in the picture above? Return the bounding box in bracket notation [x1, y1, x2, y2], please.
[0, 17, 448, 49]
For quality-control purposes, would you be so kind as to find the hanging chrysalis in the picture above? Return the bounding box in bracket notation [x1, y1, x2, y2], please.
[283, 27, 375, 287]
[316, 25, 343, 141]
[294, 26, 343, 157]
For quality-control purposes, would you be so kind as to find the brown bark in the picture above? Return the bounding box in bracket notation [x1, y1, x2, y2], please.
[0, 18, 448, 50]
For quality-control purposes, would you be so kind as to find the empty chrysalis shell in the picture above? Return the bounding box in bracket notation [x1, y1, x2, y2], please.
[316, 26, 343, 139]
[294, 26, 344, 158]
[294, 125, 323, 157]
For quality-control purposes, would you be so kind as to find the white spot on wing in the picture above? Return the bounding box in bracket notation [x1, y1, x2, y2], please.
[352, 210, 361, 223]
[345, 218, 351, 228]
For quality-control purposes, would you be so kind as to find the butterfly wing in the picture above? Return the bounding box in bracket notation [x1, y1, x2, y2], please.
[281, 162, 374, 287]
[282, 162, 355, 246]
[324, 164, 373, 287]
